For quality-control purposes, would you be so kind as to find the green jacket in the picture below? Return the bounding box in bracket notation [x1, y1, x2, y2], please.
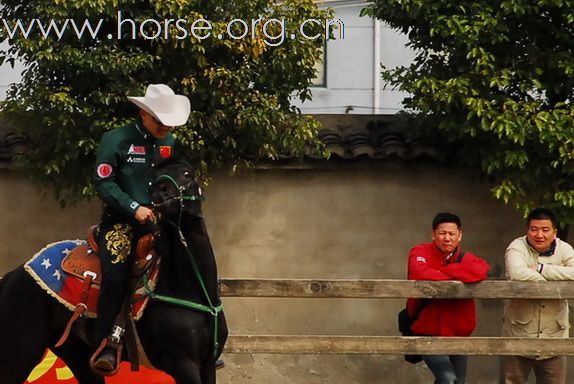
[93, 121, 175, 217]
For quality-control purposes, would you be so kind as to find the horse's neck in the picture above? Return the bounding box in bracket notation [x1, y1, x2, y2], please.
[160, 215, 220, 305]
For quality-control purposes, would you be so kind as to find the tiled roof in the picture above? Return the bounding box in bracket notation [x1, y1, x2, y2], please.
[318, 129, 442, 161]
[306, 114, 444, 162]
[0, 132, 26, 164]
[0, 115, 443, 166]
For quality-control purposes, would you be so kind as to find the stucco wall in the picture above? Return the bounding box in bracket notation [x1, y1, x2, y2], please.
[0, 164, 544, 383]
[0, 170, 100, 273]
[207, 164, 526, 384]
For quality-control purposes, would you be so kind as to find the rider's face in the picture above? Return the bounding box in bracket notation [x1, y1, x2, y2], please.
[140, 110, 172, 139]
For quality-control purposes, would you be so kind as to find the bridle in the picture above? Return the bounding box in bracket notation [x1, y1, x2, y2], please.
[151, 172, 204, 210]
[144, 169, 223, 358]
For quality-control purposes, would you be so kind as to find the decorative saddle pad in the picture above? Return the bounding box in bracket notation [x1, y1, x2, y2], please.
[24, 240, 159, 320]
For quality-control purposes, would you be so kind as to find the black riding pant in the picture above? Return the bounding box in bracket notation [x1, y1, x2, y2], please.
[94, 212, 154, 344]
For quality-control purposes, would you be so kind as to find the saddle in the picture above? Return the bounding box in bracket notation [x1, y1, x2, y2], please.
[60, 226, 156, 284]
[60, 226, 102, 285]
[55, 225, 158, 375]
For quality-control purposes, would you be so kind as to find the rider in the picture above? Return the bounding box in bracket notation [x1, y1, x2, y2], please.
[91, 84, 190, 372]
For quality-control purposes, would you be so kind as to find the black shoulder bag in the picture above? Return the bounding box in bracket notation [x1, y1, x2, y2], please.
[397, 251, 465, 364]
[397, 300, 430, 364]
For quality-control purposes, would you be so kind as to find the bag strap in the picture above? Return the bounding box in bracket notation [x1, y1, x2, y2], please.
[410, 299, 430, 322]
[410, 251, 466, 322]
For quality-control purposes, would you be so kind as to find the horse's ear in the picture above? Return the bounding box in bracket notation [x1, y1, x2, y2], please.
[174, 144, 202, 170]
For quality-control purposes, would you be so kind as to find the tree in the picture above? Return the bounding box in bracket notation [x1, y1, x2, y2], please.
[0, 0, 330, 204]
[362, 1, 574, 227]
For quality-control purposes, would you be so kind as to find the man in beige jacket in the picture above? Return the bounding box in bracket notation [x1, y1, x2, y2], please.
[500, 208, 574, 384]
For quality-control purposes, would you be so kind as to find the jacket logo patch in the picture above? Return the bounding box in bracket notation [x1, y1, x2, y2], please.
[127, 157, 146, 163]
[159, 146, 172, 158]
[416, 256, 427, 263]
[128, 145, 146, 155]
[97, 163, 113, 178]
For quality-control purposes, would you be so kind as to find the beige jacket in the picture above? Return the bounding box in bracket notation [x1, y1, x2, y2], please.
[503, 236, 574, 358]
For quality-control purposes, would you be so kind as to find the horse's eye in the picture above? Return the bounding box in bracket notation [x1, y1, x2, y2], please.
[184, 171, 191, 178]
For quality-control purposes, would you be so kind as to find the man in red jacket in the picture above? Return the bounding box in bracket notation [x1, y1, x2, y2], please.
[407, 212, 490, 384]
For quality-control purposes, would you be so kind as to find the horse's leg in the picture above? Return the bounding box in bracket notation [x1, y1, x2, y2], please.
[0, 268, 59, 384]
[164, 359, 202, 384]
[200, 362, 216, 384]
[141, 327, 207, 384]
[138, 306, 209, 384]
[53, 336, 104, 384]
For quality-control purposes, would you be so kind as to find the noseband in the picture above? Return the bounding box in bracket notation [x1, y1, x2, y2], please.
[152, 173, 203, 210]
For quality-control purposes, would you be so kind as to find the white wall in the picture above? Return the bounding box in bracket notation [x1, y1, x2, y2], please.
[0, 41, 24, 100]
[291, 1, 416, 115]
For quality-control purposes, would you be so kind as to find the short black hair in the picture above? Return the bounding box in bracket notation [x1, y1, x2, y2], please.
[527, 208, 558, 229]
[432, 212, 461, 230]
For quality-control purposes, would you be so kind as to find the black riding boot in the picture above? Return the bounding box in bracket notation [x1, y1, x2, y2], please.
[91, 324, 125, 375]
[92, 221, 133, 374]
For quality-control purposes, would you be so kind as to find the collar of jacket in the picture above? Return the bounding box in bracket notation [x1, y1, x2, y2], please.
[526, 238, 556, 257]
[134, 119, 156, 142]
[433, 244, 461, 264]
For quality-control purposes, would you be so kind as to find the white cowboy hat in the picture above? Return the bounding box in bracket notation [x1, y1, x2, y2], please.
[128, 84, 191, 126]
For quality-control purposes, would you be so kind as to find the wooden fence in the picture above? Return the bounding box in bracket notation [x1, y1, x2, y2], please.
[219, 279, 574, 356]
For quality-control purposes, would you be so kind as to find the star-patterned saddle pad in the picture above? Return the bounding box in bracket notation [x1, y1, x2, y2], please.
[24, 240, 158, 319]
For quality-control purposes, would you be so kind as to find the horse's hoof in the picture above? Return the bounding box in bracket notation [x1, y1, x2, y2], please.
[215, 359, 225, 370]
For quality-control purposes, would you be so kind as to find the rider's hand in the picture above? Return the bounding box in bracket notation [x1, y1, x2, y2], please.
[134, 206, 155, 224]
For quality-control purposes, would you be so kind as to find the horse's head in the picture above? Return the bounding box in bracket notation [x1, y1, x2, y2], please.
[151, 161, 203, 219]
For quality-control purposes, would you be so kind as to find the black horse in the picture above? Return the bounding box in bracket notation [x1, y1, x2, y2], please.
[0, 161, 228, 384]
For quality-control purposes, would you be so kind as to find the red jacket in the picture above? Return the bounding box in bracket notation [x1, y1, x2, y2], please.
[406, 243, 490, 336]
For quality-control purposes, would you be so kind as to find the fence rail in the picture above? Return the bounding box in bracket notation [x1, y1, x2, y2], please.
[2, 276, 569, 355]
[224, 335, 574, 355]
[220, 278, 574, 299]
[220, 278, 574, 356]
